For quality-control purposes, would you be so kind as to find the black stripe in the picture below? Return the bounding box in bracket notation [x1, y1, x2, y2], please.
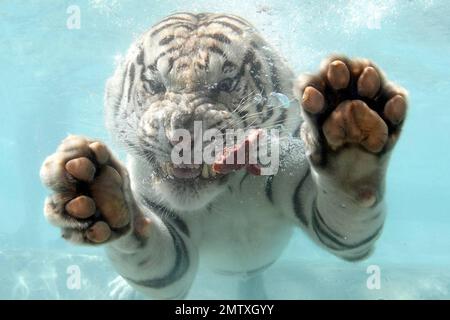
[151, 45, 181, 69]
[222, 60, 236, 73]
[265, 103, 274, 121]
[312, 203, 383, 251]
[140, 137, 169, 156]
[200, 21, 243, 35]
[159, 35, 175, 45]
[343, 247, 373, 261]
[171, 52, 195, 63]
[313, 199, 345, 239]
[249, 58, 263, 93]
[208, 45, 225, 57]
[354, 226, 383, 249]
[312, 216, 344, 251]
[292, 169, 310, 226]
[124, 222, 189, 289]
[253, 46, 283, 123]
[127, 63, 135, 103]
[176, 63, 190, 71]
[139, 196, 190, 237]
[136, 48, 145, 66]
[247, 55, 266, 115]
[136, 49, 157, 97]
[265, 175, 274, 204]
[267, 56, 282, 93]
[123, 137, 140, 152]
[213, 15, 250, 27]
[151, 22, 195, 37]
[201, 33, 231, 44]
[153, 15, 194, 27]
[242, 50, 267, 117]
[238, 110, 249, 128]
[250, 41, 259, 49]
[203, 51, 210, 70]
[234, 49, 253, 82]
[293, 124, 301, 138]
[273, 108, 287, 127]
[362, 210, 383, 223]
[167, 57, 175, 73]
[113, 61, 129, 116]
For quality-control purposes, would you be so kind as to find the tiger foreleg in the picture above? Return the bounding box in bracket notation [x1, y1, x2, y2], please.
[40, 135, 198, 299]
[295, 56, 408, 260]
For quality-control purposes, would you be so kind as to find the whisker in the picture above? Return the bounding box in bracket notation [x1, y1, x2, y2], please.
[231, 89, 258, 114]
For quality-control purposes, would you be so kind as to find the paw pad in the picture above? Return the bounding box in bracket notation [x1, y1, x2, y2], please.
[40, 135, 130, 245]
[297, 56, 408, 154]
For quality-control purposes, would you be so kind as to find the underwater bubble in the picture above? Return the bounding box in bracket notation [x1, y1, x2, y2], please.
[269, 92, 291, 109]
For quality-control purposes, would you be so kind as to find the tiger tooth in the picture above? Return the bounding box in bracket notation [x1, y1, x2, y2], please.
[165, 163, 172, 175]
[209, 165, 216, 177]
[202, 164, 209, 179]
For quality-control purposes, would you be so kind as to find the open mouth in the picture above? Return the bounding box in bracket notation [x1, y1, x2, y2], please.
[158, 129, 265, 180]
[161, 163, 221, 180]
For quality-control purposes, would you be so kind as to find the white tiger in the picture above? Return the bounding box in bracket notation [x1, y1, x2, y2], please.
[40, 12, 408, 299]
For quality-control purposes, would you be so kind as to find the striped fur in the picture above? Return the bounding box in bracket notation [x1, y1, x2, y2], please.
[98, 13, 389, 299]
[106, 12, 299, 159]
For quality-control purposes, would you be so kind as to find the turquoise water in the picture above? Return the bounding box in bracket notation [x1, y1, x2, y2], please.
[1, 0, 449, 299]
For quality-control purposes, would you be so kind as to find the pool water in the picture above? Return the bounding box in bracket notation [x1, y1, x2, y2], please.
[1, 0, 449, 299]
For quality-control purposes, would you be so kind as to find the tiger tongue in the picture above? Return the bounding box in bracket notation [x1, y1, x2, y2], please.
[212, 129, 262, 176]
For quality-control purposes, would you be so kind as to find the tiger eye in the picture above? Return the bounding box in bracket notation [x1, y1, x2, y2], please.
[145, 80, 166, 95]
[217, 78, 234, 92]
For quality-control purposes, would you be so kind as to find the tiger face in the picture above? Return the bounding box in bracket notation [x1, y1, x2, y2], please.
[105, 12, 298, 210]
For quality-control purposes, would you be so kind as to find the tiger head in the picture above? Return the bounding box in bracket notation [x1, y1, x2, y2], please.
[105, 12, 299, 210]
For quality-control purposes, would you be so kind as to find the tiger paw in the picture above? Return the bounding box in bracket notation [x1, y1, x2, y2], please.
[40, 135, 134, 245]
[296, 56, 408, 162]
[295, 56, 408, 206]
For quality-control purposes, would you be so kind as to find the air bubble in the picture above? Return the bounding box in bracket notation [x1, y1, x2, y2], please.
[269, 92, 291, 109]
